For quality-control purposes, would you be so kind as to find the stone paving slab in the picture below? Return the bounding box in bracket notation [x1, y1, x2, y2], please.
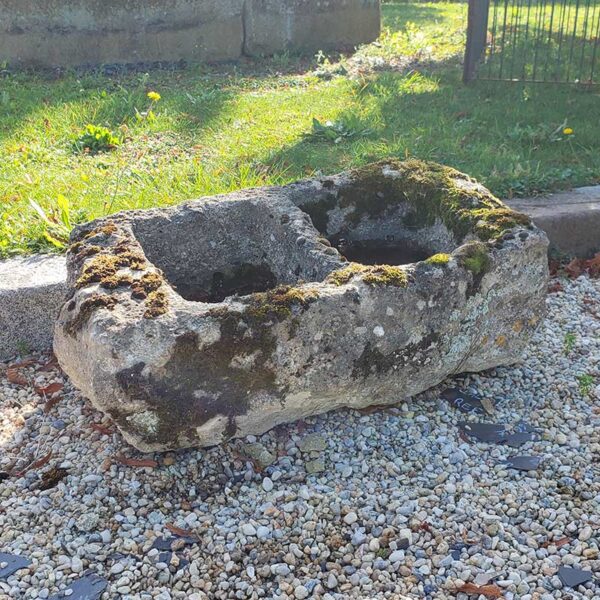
[0, 186, 599, 359]
[0, 254, 67, 360]
[507, 185, 600, 258]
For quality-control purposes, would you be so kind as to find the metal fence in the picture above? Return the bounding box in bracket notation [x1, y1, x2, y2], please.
[464, 0, 600, 85]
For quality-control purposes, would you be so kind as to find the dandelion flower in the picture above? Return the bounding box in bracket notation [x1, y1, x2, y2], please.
[147, 91, 161, 102]
[563, 127, 573, 135]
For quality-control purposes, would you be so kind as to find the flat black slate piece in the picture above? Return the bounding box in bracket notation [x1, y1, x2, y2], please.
[503, 455, 543, 471]
[48, 574, 108, 600]
[151, 536, 196, 552]
[557, 566, 593, 588]
[503, 432, 536, 448]
[459, 422, 508, 443]
[441, 388, 486, 415]
[0, 553, 32, 579]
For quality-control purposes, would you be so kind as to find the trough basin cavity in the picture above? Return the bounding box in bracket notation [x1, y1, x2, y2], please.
[54, 159, 549, 452]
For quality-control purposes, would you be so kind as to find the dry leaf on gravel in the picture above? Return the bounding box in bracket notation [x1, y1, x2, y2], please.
[6, 367, 28, 386]
[44, 395, 63, 413]
[165, 523, 198, 538]
[456, 582, 504, 598]
[35, 382, 64, 396]
[15, 450, 53, 477]
[542, 536, 571, 548]
[90, 423, 113, 435]
[548, 281, 564, 293]
[114, 454, 158, 468]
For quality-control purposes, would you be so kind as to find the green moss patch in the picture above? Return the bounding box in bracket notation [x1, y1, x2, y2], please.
[245, 285, 319, 322]
[425, 253, 451, 266]
[458, 242, 491, 275]
[327, 263, 408, 287]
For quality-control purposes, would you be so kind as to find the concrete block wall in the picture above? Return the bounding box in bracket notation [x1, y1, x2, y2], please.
[0, 0, 381, 69]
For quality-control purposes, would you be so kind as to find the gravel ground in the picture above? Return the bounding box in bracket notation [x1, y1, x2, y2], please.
[1, 275, 599, 600]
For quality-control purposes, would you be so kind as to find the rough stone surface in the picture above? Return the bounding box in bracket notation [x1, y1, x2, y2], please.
[1, 0, 381, 69]
[54, 160, 549, 451]
[0, 255, 67, 360]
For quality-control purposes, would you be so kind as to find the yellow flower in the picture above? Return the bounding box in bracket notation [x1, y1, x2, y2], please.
[147, 91, 161, 102]
[563, 127, 573, 135]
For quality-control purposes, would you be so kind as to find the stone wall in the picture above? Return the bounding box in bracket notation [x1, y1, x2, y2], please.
[0, 0, 380, 69]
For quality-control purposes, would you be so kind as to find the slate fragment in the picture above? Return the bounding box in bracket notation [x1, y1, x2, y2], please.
[48, 573, 108, 600]
[151, 536, 197, 551]
[502, 455, 542, 471]
[441, 388, 487, 415]
[557, 566, 593, 588]
[0, 553, 32, 579]
[503, 432, 536, 448]
[458, 422, 508, 443]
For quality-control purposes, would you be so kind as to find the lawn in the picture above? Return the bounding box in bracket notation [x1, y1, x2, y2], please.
[1, 0, 600, 256]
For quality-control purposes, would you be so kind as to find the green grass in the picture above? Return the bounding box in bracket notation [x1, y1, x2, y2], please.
[1, 0, 600, 256]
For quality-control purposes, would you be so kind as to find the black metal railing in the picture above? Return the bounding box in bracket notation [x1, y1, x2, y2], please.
[464, 0, 600, 85]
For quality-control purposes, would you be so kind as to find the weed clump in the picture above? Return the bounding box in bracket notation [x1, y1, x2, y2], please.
[73, 124, 121, 155]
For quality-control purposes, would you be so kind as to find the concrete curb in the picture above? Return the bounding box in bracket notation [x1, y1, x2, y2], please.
[1, 186, 599, 360]
[506, 185, 600, 259]
[0, 255, 67, 360]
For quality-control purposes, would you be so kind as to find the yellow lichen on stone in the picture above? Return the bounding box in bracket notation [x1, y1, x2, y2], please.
[327, 263, 407, 287]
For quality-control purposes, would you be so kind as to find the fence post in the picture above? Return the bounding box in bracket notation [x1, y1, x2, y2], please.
[463, 0, 490, 83]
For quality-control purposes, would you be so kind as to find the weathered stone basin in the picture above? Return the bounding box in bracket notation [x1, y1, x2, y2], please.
[54, 160, 549, 451]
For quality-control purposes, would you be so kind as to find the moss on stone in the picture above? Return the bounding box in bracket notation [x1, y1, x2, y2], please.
[76, 254, 121, 288]
[245, 285, 319, 322]
[458, 242, 491, 275]
[65, 294, 116, 337]
[337, 159, 530, 242]
[425, 253, 451, 266]
[326, 263, 408, 287]
[76, 251, 146, 288]
[101, 273, 134, 290]
[144, 289, 169, 318]
[471, 208, 532, 241]
[131, 272, 164, 299]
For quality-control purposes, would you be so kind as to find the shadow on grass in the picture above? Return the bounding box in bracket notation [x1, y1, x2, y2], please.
[261, 67, 600, 198]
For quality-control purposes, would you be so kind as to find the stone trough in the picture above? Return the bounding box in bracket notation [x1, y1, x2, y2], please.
[54, 160, 549, 451]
